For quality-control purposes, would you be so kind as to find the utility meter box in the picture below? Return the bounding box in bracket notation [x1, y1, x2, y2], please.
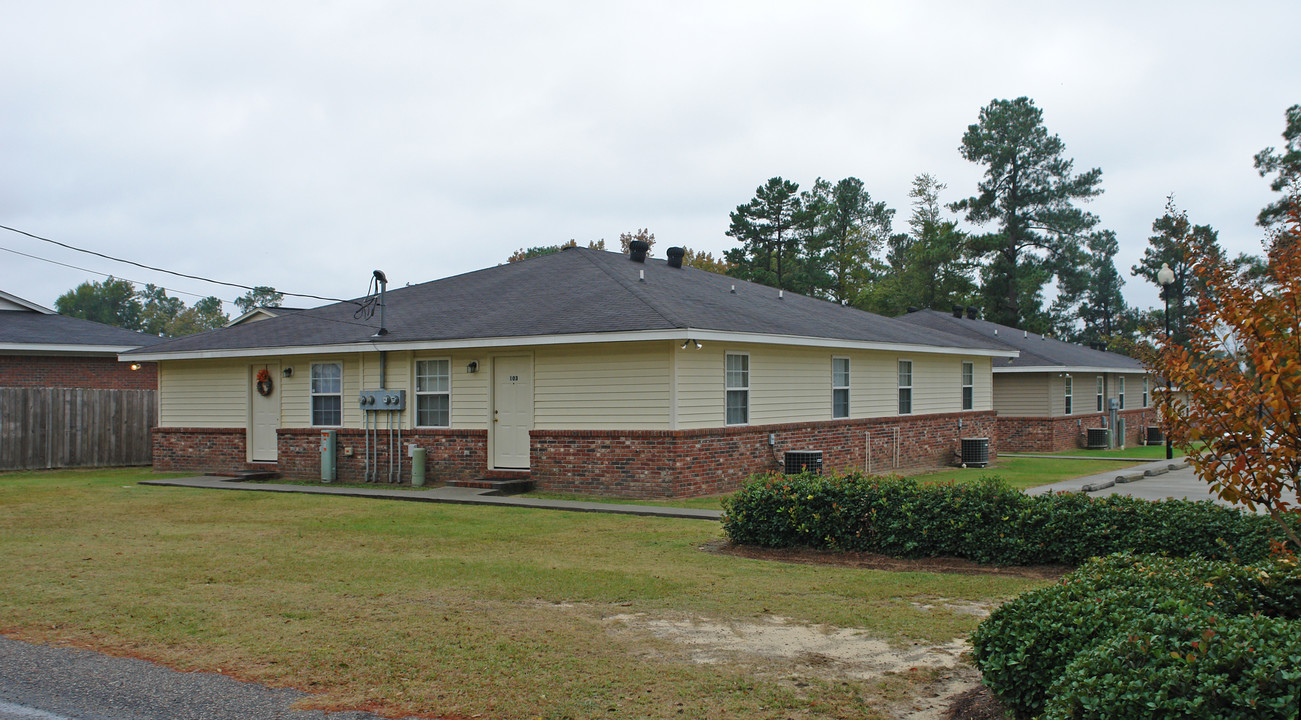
[358, 389, 406, 410]
[320, 429, 337, 482]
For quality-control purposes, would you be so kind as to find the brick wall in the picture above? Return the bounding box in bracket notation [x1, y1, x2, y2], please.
[532, 411, 998, 498]
[152, 427, 245, 472]
[995, 408, 1157, 452]
[0, 355, 157, 390]
[277, 427, 486, 484]
[152, 412, 997, 498]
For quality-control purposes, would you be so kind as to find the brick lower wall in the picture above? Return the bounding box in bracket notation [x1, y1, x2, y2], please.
[0, 355, 157, 390]
[152, 427, 246, 472]
[995, 408, 1158, 452]
[277, 428, 487, 484]
[152, 412, 996, 498]
[532, 411, 998, 498]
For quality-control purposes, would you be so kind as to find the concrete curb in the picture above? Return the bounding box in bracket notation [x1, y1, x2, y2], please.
[1080, 479, 1116, 492]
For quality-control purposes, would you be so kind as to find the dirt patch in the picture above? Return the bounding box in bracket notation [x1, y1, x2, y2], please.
[688, 541, 1038, 718]
[604, 612, 968, 681]
[702, 539, 1069, 581]
[944, 685, 1011, 720]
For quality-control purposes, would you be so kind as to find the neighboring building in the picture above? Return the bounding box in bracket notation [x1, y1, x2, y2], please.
[898, 309, 1155, 452]
[225, 306, 305, 327]
[0, 290, 160, 390]
[0, 290, 163, 471]
[124, 247, 1017, 498]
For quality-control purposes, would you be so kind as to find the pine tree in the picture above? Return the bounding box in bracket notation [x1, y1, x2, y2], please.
[800, 177, 892, 305]
[951, 97, 1103, 330]
[724, 177, 805, 291]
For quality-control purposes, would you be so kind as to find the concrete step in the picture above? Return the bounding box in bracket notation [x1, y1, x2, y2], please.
[449, 477, 534, 495]
[206, 469, 281, 481]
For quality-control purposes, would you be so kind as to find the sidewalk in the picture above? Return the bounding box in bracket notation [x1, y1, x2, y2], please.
[138, 477, 724, 521]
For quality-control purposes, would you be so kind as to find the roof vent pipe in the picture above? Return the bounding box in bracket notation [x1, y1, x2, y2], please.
[373, 270, 388, 337]
[629, 240, 649, 262]
[952, 305, 964, 318]
[666, 246, 684, 268]
[966, 306, 978, 320]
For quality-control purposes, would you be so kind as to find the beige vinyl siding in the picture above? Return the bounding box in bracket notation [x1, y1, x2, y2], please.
[1049, 373, 1071, 416]
[447, 351, 488, 428]
[994, 373, 1051, 416]
[903, 354, 985, 415]
[281, 355, 360, 427]
[158, 358, 249, 427]
[749, 346, 832, 424]
[968, 356, 994, 411]
[676, 344, 725, 429]
[675, 344, 993, 429]
[533, 342, 671, 430]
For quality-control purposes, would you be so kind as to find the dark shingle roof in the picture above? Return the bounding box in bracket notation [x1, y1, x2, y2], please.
[897, 310, 1144, 371]
[0, 310, 165, 350]
[127, 249, 1013, 356]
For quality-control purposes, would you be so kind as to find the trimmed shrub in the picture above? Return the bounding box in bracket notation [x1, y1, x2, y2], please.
[720, 472, 1295, 565]
[1045, 613, 1301, 719]
[971, 554, 1301, 719]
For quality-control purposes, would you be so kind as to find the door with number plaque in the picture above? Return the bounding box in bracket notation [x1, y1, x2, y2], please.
[492, 355, 533, 468]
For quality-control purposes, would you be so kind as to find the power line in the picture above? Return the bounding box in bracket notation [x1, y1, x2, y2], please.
[0, 244, 241, 305]
[0, 223, 359, 306]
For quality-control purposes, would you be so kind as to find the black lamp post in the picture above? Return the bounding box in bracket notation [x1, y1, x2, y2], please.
[1157, 262, 1176, 460]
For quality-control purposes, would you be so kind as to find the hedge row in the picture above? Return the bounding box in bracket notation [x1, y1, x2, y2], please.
[720, 472, 1296, 565]
[972, 553, 1301, 719]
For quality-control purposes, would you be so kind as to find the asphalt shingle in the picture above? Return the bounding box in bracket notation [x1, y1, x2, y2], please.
[127, 249, 1012, 355]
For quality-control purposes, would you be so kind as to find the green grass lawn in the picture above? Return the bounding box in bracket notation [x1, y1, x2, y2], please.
[1034, 445, 1186, 460]
[910, 456, 1141, 491]
[519, 490, 731, 511]
[0, 468, 1049, 719]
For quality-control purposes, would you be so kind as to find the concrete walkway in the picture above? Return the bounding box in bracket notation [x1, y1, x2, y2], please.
[138, 477, 724, 521]
[1025, 457, 1298, 511]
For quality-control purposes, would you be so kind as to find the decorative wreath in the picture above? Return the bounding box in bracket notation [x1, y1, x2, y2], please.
[255, 368, 274, 396]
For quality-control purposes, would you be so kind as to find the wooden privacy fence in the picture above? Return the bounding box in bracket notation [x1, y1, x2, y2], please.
[0, 388, 157, 471]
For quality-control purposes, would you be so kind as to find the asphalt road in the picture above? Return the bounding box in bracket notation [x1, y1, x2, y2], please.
[0, 636, 413, 720]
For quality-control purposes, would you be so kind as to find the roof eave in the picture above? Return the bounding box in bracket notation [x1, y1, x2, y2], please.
[994, 364, 1148, 374]
[0, 343, 144, 355]
[123, 328, 1021, 361]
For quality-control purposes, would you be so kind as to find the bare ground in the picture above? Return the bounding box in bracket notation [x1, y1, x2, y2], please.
[687, 541, 1050, 719]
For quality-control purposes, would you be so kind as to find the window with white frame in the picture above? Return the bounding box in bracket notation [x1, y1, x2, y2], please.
[832, 357, 850, 418]
[1096, 376, 1104, 413]
[415, 359, 451, 427]
[725, 353, 749, 425]
[311, 362, 342, 426]
[961, 361, 974, 411]
[1118, 376, 1126, 410]
[1142, 377, 1149, 407]
[1064, 375, 1073, 415]
[898, 360, 913, 415]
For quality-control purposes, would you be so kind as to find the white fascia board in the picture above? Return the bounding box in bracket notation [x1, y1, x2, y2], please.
[123, 328, 1021, 361]
[0, 343, 137, 355]
[994, 365, 1148, 374]
[0, 291, 54, 313]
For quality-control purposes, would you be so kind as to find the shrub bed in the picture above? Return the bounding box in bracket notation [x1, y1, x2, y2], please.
[720, 472, 1296, 565]
[972, 553, 1301, 719]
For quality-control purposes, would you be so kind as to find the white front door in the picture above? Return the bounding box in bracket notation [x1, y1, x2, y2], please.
[492, 355, 533, 469]
[249, 363, 280, 462]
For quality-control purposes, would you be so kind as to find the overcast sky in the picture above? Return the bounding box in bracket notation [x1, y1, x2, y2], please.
[2, 1, 1297, 317]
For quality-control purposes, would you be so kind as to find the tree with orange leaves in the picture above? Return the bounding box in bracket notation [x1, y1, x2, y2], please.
[1152, 201, 1301, 551]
